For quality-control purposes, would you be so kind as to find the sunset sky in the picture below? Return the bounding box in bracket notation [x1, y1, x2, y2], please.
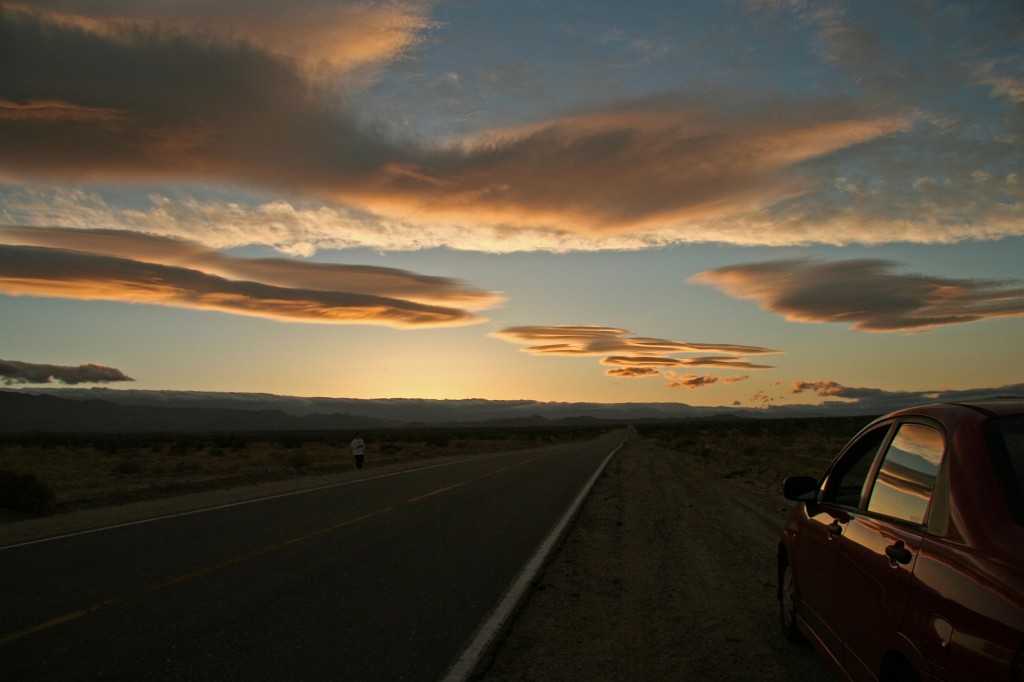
[1, 0, 1022, 412]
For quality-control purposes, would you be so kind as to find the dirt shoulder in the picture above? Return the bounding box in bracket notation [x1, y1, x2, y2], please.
[478, 437, 833, 681]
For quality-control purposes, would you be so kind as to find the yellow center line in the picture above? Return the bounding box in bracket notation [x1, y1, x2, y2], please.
[407, 481, 468, 503]
[4, 456, 544, 645]
[1, 507, 392, 646]
[1, 610, 89, 645]
[406, 457, 539, 504]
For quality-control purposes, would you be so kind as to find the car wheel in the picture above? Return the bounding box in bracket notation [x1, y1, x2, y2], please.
[779, 561, 805, 644]
[882, 655, 921, 682]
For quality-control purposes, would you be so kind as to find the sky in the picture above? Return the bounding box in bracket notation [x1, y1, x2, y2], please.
[1, 0, 1022, 412]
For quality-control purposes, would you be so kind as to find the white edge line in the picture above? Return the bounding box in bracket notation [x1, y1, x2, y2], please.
[0, 454, 509, 551]
[440, 435, 626, 682]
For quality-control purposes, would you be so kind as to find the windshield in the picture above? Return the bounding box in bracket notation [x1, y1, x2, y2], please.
[987, 414, 1024, 525]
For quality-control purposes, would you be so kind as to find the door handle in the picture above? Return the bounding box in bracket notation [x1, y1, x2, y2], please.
[885, 540, 913, 565]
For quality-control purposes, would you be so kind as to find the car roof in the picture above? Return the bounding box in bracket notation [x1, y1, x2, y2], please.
[886, 399, 1024, 421]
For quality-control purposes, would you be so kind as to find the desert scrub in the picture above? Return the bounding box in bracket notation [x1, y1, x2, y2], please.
[284, 451, 313, 470]
[112, 458, 143, 475]
[0, 469, 56, 514]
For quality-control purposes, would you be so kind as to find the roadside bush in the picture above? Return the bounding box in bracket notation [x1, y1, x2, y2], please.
[286, 451, 312, 470]
[113, 458, 142, 475]
[278, 435, 305, 449]
[0, 469, 56, 514]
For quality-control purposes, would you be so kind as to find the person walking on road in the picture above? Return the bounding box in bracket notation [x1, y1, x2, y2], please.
[350, 434, 366, 470]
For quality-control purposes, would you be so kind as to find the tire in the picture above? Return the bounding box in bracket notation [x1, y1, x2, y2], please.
[779, 561, 805, 644]
[883, 655, 921, 682]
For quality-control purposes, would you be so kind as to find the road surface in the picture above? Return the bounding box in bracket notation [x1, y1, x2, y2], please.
[1, 429, 624, 681]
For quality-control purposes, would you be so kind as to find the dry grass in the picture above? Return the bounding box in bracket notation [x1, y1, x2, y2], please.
[0, 417, 873, 521]
[0, 432, 572, 517]
[634, 415, 874, 489]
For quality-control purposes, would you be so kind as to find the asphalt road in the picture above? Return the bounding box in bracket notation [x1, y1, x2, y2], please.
[0, 429, 625, 681]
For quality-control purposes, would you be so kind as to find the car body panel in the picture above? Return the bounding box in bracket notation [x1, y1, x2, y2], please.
[779, 400, 1024, 682]
[838, 516, 923, 681]
[789, 502, 850, 664]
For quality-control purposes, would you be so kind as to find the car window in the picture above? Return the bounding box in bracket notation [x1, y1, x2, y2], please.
[986, 414, 1024, 525]
[821, 426, 889, 508]
[866, 423, 945, 525]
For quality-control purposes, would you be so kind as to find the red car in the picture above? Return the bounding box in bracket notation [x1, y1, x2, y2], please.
[778, 400, 1024, 682]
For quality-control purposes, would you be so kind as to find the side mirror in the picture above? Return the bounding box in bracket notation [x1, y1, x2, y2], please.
[783, 476, 818, 502]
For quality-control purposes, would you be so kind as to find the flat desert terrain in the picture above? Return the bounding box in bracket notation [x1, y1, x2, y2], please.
[1, 418, 869, 679]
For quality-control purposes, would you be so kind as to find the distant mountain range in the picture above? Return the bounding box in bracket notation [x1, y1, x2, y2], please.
[0, 391, 397, 433]
[0, 387, 883, 433]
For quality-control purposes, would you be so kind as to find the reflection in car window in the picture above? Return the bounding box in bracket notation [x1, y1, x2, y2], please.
[822, 427, 888, 508]
[867, 423, 944, 525]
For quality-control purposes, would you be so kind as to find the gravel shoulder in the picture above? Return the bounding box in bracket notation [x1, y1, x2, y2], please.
[478, 436, 833, 680]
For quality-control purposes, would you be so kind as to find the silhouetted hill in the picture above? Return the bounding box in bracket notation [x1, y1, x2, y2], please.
[0, 391, 397, 433]
[9, 388, 745, 423]
[3, 386, 898, 433]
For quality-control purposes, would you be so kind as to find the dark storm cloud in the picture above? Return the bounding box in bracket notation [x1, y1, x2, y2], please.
[0, 358, 133, 385]
[691, 258, 1024, 331]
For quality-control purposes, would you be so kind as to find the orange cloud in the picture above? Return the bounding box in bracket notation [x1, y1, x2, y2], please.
[600, 355, 774, 369]
[601, 356, 685, 367]
[664, 372, 750, 389]
[791, 380, 846, 396]
[680, 356, 775, 369]
[790, 380, 886, 401]
[1, 1, 433, 78]
[0, 99, 125, 122]
[0, 228, 500, 327]
[347, 103, 911, 235]
[691, 258, 1024, 331]
[605, 367, 661, 378]
[493, 325, 777, 382]
[785, 379, 1024, 413]
[0, 227, 502, 310]
[492, 326, 779, 357]
[3, 3, 1022, 253]
[0, 358, 133, 385]
[8, 184, 1021, 255]
[0, 7, 912, 242]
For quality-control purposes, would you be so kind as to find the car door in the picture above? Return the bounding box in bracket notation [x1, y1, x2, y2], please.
[793, 424, 892, 667]
[833, 420, 946, 681]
